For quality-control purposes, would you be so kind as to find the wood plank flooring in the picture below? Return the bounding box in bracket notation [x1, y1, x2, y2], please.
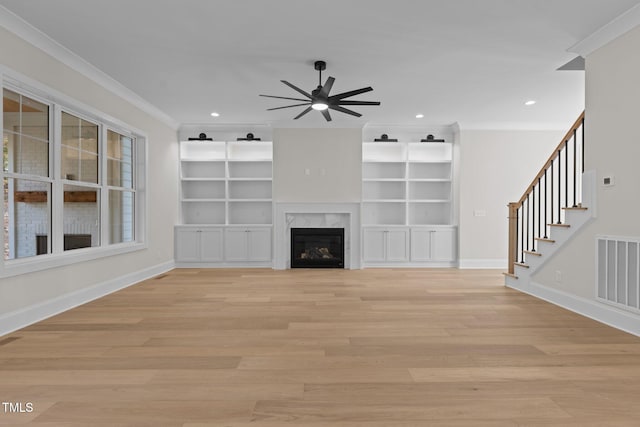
[1, 268, 640, 426]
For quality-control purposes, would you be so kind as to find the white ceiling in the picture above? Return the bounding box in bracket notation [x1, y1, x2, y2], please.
[1, 0, 640, 129]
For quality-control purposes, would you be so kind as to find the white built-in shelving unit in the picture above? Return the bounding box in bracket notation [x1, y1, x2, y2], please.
[176, 140, 273, 266]
[362, 141, 456, 266]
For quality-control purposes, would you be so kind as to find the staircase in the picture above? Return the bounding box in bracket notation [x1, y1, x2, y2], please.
[504, 112, 595, 287]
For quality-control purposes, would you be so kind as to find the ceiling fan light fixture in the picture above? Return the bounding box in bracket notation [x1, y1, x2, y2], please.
[311, 102, 329, 111]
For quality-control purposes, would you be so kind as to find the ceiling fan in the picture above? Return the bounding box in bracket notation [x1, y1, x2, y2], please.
[260, 60, 381, 121]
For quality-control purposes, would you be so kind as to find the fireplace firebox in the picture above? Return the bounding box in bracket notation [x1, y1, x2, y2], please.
[291, 228, 344, 268]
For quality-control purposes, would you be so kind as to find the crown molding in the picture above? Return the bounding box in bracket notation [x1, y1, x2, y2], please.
[0, 6, 180, 130]
[568, 3, 640, 57]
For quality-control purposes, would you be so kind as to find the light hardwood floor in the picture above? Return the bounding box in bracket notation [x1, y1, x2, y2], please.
[2, 268, 640, 426]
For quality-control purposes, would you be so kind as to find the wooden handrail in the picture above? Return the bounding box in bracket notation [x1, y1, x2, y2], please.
[514, 111, 585, 208]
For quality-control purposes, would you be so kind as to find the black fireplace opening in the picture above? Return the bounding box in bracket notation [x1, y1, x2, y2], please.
[291, 228, 344, 268]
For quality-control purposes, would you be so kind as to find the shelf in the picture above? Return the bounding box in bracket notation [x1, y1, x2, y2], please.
[180, 141, 273, 227]
[182, 201, 225, 225]
[182, 198, 226, 202]
[362, 141, 454, 229]
[180, 141, 226, 160]
[363, 181, 405, 200]
[181, 161, 226, 179]
[182, 180, 225, 199]
[227, 141, 273, 161]
[228, 161, 272, 179]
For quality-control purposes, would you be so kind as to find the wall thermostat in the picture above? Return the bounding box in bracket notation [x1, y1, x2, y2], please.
[603, 176, 615, 186]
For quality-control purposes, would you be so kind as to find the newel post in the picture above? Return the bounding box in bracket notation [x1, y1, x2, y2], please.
[507, 202, 519, 275]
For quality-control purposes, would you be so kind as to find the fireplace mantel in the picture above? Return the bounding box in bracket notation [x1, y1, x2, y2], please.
[273, 202, 361, 270]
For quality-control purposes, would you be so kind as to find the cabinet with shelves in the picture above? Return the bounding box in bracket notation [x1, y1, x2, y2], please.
[177, 140, 273, 266]
[175, 226, 223, 263]
[224, 227, 272, 262]
[362, 227, 410, 263]
[362, 141, 456, 266]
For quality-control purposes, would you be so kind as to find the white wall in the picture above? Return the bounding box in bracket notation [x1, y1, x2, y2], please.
[533, 26, 640, 298]
[273, 128, 362, 202]
[458, 129, 563, 268]
[0, 27, 178, 323]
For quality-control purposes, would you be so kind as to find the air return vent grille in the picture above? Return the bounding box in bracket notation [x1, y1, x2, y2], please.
[597, 236, 640, 313]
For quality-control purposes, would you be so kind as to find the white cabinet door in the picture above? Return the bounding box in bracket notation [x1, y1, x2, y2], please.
[386, 229, 409, 262]
[248, 228, 271, 261]
[410, 227, 456, 262]
[225, 227, 272, 262]
[363, 229, 387, 262]
[224, 228, 249, 262]
[200, 229, 224, 262]
[410, 228, 432, 262]
[176, 228, 201, 262]
[176, 227, 223, 262]
[431, 228, 456, 261]
[363, 228, 409, 262]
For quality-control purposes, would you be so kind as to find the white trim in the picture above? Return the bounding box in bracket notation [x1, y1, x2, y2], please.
[507, 279, 640, 337]
[568, 4, 640, 56]
[0, 261, 174, 337]
[1, 243, 147, 278]
[0, 6, 179, 130]
[458, 259, 507, 269]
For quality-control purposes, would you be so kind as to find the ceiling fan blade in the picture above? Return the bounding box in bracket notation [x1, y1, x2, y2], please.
[293, 106, 313, 120]
[267, 103, 311, 111]
[329, 86, 373, 101]
[321, 109, 332, 122]
[338, 100, 381, 106]
[328, 104, 362, 117]
[260, 94, 310, 102]
[281, 80, 312, 98]
[319, 76, 335, 97]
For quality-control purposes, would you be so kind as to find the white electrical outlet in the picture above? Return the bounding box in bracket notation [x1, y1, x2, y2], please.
[555, 271, 562, 283]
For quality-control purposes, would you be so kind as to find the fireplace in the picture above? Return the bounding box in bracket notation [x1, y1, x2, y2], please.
[291, 228, 344, 268]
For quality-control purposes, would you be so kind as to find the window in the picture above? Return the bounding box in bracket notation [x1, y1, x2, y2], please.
[61, 112, 100, 250]
[1, 78, 146, 274]
[107, 130, 135, 244]
[3, 89, 51, 259]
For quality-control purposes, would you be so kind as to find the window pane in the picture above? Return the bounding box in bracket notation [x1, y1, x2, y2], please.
[79, 151, 98, 183]
[63, 184, 100, 251]
[107, 130, 133, 188]
[61, 112, 98, 184]
[3, 89, 20, 132]
[3, 90, 49, 177]
[3, 178, 51, 260]
[109, 190, 134, 244]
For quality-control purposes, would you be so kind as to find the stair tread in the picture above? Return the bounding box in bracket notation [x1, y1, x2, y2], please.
[563, 206, 588, 211]
[535, 237, 556, 243]
[514, 262, 529, 269]
[524, 250, 542, 256]
[503, 272, 518, 279]
[548, 223, 571, 228]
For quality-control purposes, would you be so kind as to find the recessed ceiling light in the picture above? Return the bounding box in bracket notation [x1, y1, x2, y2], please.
[524, 100, 536, 106]
[415, 114, 424, 119]
[210, 112, 220, 117]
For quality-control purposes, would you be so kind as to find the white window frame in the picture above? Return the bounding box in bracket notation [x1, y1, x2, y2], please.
[1, 67, 148, 278]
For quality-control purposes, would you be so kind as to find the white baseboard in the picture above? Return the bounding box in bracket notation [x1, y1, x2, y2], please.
[507, 279, 640, 337]
[0, 261, 175, 337]
[458, 259, 507, 269]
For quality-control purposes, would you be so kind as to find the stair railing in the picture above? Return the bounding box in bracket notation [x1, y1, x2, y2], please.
[507, 111, 585, 275]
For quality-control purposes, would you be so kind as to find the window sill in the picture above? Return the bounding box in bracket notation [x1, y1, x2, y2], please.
[0, 242, 147, 279]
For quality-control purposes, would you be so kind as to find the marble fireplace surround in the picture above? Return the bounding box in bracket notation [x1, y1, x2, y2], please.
[274, 202, 361, 270]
